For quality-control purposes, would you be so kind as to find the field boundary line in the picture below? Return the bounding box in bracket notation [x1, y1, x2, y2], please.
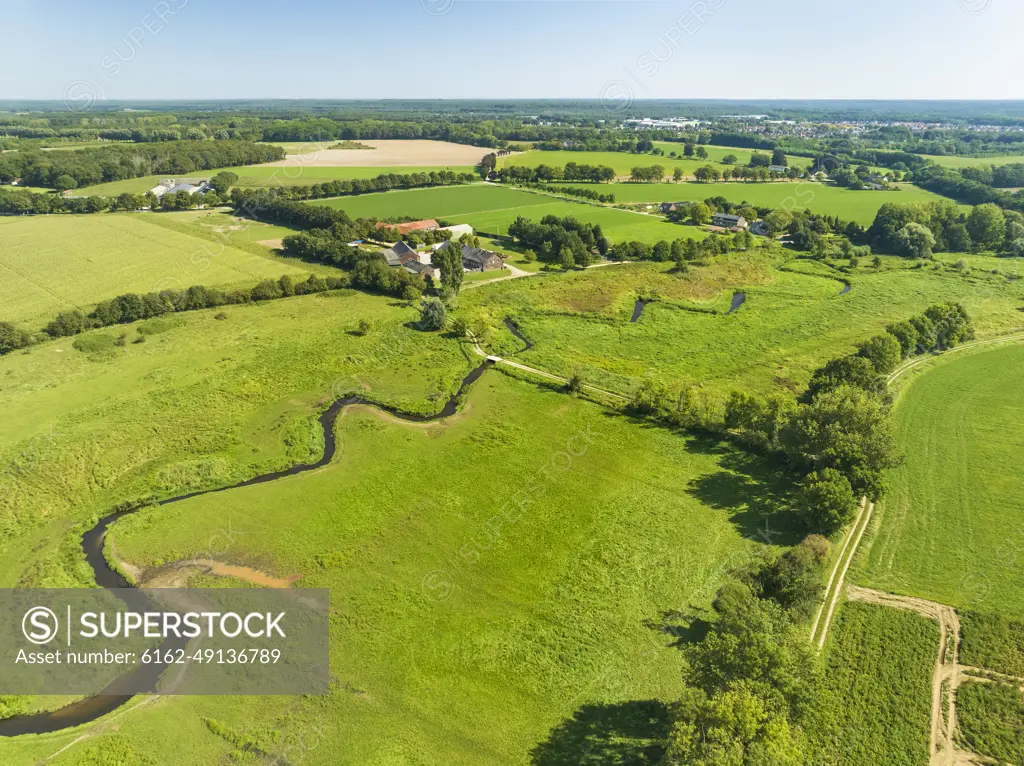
[815, 502, 874, 650]
[887, 330, 1024, 387]
[809, 497, 868, 644]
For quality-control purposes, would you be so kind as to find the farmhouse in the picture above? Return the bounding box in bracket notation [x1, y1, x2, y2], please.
[383, 241, 421, 267]
[436, 240, 506, 271]
[403, 260, 439, 281]
[769, 165, 789, 173]
[660, 202, 687, 214]
[711, 213, 748, 230]
[374, 219, 440, 236]
[461, 246, 505, 271]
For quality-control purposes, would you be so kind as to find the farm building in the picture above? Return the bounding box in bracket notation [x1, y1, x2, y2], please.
[769, 165, 789, 173]
[711, 213, 748, 229]
[374, 219, 440, 236]
[383, 241, 422, 267]
[439, 223, 474, 240]
[437, 241, 506, 271]
[149, 178, 210, 198]
[660, 202, 687, 214]
[403, 261, 440, 281]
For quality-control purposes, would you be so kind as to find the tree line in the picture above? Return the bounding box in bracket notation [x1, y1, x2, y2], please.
[251, 170, 477, 202]
[493, 162, 616, 184]
[0, 140, 283, 190]
[0, 273, 349, 354]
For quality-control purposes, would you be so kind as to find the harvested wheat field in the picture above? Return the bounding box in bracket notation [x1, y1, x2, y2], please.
[261, 139, 496, 167]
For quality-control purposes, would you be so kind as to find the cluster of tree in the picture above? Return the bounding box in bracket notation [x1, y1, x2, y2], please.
[0, 141, 283, 190]
[493, 162, 616, 184]
[959, 163, 1024, 189]
[869, 201, 1024, 256]
[662, 536, 830, 764]
[0, 188, 113, 215]
[507, 215, 609, 267]
[912, 164, 1024, 212]
[495, 179, 615, 203]
[628, 165, 666, 183]
[41, 274, 347, 340]
[252, 170, 477, 202]
[830, 164, 896, 190]
[0, 322, 31, 356]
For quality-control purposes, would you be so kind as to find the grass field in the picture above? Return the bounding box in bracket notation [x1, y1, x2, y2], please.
[0, 214, 322, 329]
[502, 146, 810, 180]
[459, 253, 1024, 399]
[811, 601, 938, 765]
[551, 181, 963, 225]
[0, 356, 781, 763]
[312, 183, 693, 243]
[920, 154, 1024, 169]
[856, 343, 1024, 619]
[80, 165, 479, 196]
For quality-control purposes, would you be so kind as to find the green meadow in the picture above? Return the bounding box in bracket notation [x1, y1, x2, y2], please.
[856, 343, 1024, 619]
[313, 183, 692, 243]
[502, 146, 809, 178]
[0, 341, 784, 763]
[0, 213, 318, 329]
[920, 153, 1024, 169]
[552, 181, 962, 225]
[81, 165, 478, 196]
[461, 253, 1024, 399]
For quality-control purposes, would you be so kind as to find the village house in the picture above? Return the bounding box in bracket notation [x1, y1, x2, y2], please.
[437, 240, 506, 271]
[382, 241, 422, 267]
[711, 213, 748, 230]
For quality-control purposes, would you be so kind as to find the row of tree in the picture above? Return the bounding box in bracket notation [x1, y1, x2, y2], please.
[35, 274, 347, 342]
[0, 140, 283, 190]
[493, 162, 616, 184]
[247, 170, 477, 202]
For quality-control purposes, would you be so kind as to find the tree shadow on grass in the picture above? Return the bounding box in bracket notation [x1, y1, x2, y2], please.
[599, 410, 803, 547]
[529, 700, 671, 766]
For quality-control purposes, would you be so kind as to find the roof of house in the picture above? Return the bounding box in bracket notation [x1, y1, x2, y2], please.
[391, 241, 417, 257]
[375, 219, 440, 235]
[462, 246, 504, 265]
[713, 213, 745, 223]
[383, 251, 403, 267]
[166, 183, 197, 195]
[404, 261, 435, 275]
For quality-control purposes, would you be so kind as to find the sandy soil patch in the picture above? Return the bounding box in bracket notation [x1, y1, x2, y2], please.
[261, 140, 494, 168]
[257, 238, 284, 250]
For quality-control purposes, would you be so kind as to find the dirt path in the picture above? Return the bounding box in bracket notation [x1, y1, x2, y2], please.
[811, 500, 874, 649]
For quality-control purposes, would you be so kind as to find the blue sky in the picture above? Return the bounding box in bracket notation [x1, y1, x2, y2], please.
[2, 0, 1022, 101]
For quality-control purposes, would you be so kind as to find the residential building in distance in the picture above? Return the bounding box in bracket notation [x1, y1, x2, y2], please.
[374, 219, 440, 237]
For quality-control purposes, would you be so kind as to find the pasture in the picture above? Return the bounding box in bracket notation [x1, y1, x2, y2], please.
[552, 181, 963, 225]
[856, 343, 1024, 619]
[921, 153, 1024, 169]
[502, 146, 809, 179]
[100, 371, 776, 765]
[460, 254, 1024, 399]
[811, 601, 937, 765]
[0, 214, 318, 329]
[313, 183, 693, 243]
[81, 164, 478, 196]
